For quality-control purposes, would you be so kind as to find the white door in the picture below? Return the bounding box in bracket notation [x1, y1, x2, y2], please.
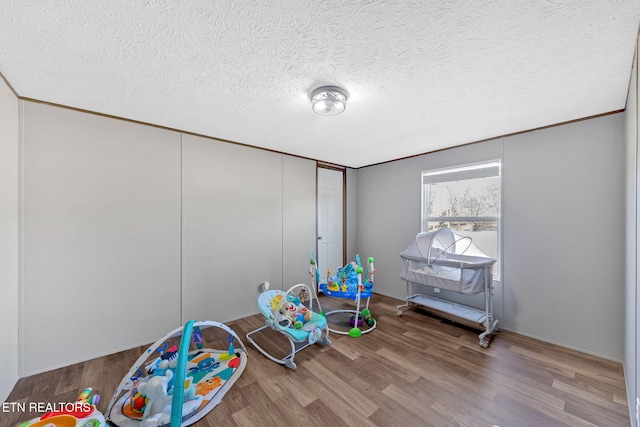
[317, 167, 344, 282]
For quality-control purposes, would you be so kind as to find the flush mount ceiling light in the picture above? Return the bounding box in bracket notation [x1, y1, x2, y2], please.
[311, 85, 348, 115]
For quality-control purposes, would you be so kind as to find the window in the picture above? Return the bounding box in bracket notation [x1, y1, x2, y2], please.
[421, 160, 501, 279]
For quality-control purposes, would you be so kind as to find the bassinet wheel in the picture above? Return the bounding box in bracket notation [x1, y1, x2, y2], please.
[480, 340, 489, 348]
[397, 310, 403, 317]
[284, 359, 297, 370]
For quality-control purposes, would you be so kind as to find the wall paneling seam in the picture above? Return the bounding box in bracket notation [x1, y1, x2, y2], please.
[17, 99, 24, 377]
[180, 133, 183, 324]
[625, 39, 640, 427]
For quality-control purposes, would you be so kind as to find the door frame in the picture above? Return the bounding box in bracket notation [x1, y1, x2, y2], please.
[316, 162, 347, 275]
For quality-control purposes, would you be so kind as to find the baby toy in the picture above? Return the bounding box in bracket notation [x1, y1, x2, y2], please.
[274, 294, 314, 329]
[136, 366, 202, 427]
[361, 308, 376, 327]
[126, 369, 148, 415]
[298, 287, 308, 303]
[17, 388, 105, 427]
[314, 254, 377, 337]
[137, 370, 174, 422]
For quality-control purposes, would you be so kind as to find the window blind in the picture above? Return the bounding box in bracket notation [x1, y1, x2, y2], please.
[423, 160, 500, 185]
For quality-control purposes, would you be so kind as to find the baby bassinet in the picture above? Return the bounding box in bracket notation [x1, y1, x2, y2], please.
[399, 228, 495, 295]
[397, 228, 499, 347]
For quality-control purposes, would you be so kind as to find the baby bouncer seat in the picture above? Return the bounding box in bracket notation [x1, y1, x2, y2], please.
[246, 282, 331, 370]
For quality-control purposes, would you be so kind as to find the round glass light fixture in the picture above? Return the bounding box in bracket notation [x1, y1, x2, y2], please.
[311, 85, 348, 115]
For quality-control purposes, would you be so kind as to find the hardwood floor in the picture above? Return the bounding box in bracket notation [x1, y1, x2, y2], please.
[3, 294, 630, 427]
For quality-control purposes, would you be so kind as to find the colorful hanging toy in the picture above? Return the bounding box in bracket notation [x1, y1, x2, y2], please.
[193, 326, 204, 350]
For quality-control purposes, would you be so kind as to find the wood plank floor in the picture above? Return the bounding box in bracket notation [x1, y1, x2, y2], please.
[3, 294, 630, 427]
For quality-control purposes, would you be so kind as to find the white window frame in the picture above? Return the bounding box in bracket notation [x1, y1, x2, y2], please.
[421, 160, 502, 280]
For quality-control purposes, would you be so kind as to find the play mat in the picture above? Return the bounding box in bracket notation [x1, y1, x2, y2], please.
[106, 320, 247, 427]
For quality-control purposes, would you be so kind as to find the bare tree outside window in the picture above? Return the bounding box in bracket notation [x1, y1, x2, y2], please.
[422, 161, 501, 278]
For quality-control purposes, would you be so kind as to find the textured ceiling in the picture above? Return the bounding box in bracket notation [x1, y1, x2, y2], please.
[1, 1, 639, 168]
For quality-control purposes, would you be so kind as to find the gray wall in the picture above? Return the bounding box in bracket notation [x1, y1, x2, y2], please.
[503, 116, 623, 356]
[16, 101, 316, 376]
[0, 78, 19, 402]
[181, 134, 316, 322]
[21, 102, 182, 375]
[283, 156, 317, 288]
[356, 113, 625, 361]
[624, 36, 639, 427]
